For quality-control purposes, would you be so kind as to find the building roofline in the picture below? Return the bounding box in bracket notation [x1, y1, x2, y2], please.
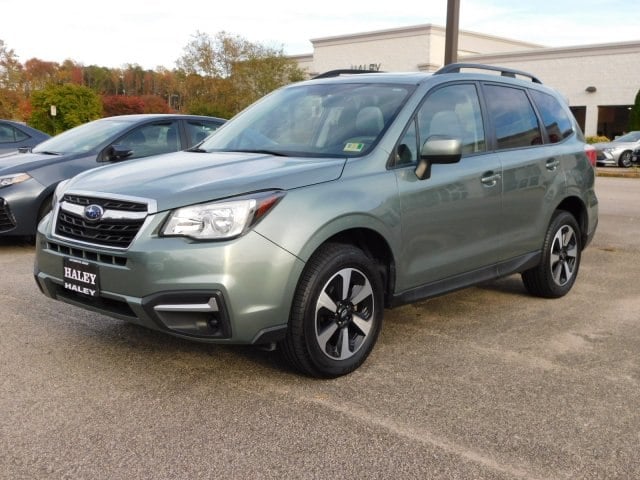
[310, 23, 543, 49]
[288, 53, 314, 61]
[462, 39, 640, 62]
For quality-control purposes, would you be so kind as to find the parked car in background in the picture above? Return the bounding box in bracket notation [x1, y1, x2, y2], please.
[631, 146, 640, 164]
[0, 114, 224, 236]
[0, 119, 50, 156]
[593, 131, 640, 167]
[34, 64, 597, 377]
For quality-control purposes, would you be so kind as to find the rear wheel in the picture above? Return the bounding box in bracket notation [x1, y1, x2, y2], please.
[280, 243, 384, 378]
[618, 151, 632, 168]
[522, 211, 581, 298]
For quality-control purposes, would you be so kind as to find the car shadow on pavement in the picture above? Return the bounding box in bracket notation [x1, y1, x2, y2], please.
[475, 275, 530, 296]
[0, 236, 35, 248]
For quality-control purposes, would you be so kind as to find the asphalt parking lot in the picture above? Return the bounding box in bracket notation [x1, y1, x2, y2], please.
[1, 175, 639, 479]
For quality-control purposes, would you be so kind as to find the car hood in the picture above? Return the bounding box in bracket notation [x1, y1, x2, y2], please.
[0, 151, 74, 173]
[64, 151, 347, 211]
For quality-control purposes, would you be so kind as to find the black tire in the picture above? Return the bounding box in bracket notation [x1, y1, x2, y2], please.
[280, 243, 384, 378]
[618, 151, 632, 168]
[522, 211, 581, 298]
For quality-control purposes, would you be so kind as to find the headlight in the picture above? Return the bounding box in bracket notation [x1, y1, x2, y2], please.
[161, 191, 285, 240]
[0, 173, 31, 188]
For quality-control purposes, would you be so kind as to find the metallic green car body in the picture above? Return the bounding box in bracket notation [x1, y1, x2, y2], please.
[34, 66, 598, 373]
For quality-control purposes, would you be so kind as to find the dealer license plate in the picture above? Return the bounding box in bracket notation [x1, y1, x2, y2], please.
[63, 258, 100, 297]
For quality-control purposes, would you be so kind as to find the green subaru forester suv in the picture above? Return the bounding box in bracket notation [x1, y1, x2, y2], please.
[34, 64, 598, 377]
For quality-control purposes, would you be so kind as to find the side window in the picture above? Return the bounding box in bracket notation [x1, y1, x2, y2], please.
[14, 128, 28, 142]
[484, 84, 542, 150]
[116, 121, 180, 160]
[186, 120, 222, 146]
[395, 119, 418, 165]
[416, 83, 486, 156]
[0, 124, 26, 143]
[0, 125, 14, 143]
[530, 90, 574, 143]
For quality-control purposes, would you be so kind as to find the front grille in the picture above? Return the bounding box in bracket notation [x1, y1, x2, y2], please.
[54, 194, 148, 249]
[62, 194, 147, 212]
[0, 199, 16, 232]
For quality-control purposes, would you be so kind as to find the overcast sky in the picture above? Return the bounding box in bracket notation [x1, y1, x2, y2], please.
[1, 0, 637, 70]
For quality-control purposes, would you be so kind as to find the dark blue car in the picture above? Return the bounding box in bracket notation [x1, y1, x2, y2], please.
[0, 114, 224, 236]
[0, 119, 50, 156]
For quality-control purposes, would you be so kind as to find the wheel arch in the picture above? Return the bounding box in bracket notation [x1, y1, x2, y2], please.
[327, 228, 396, 306]
[555, 196, 589, 250]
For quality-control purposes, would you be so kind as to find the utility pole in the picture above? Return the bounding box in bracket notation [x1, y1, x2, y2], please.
[444, 0, 460, 65]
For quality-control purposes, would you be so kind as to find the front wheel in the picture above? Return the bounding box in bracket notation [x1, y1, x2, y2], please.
[280, 243, 384, 378]
[522, 211, 581, 298]
[618, 151, 632, 168]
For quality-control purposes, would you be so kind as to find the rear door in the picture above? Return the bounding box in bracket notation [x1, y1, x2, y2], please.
[481, 83, 567, 267]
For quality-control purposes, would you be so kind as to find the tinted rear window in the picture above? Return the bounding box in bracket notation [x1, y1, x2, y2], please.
[530, 90, 573, 143]
[484, 84, 542, 150]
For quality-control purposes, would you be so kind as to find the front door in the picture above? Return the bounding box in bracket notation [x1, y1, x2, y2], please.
[393, 83, 503, 293]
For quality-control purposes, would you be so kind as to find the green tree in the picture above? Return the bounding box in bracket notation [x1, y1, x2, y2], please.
[629, 89, 640, 131]
[83, 65, 118, 95]
[176, 31, 305, 118]
[30, 83, 102, 134]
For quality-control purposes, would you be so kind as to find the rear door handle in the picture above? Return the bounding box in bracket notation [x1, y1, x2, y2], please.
[481, 172, 501, 187]
[546, 158, 560, 171]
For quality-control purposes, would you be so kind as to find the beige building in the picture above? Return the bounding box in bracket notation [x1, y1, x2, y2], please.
[291, 24, 640, 137]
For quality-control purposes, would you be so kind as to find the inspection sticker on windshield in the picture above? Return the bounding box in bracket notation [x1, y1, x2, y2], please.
[344, 142, 365, 152]
[63, 257, 100, 297]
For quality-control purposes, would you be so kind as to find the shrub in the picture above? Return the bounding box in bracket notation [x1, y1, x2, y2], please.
[586, 135, 610, 144]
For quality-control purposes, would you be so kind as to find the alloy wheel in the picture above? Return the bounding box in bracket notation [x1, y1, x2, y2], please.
[314, 267, 375, 360]
[549, 224, 578, 287]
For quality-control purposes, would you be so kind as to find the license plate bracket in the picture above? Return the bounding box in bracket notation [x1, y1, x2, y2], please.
[63, 257, 100, 297]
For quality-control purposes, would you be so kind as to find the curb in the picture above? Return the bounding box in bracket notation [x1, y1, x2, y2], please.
[596, 167, 640, 179]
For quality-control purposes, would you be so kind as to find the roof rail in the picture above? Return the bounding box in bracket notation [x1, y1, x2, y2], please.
[434, 63, 542, 84]
[312, 69, 383, 79]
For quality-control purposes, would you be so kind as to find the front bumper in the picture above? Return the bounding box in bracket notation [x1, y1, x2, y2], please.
[0, 177, 47, 235]
[34, 214, 304, 345]
[595, 150, 616, 167]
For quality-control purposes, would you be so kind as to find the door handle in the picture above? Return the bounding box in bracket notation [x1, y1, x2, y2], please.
[546, 158, 560, 171]
[481, 172, 501, 187]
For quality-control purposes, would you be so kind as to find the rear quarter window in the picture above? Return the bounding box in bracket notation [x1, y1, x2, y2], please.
[484, 84, 542, 150]
[529, 90, 574, 143]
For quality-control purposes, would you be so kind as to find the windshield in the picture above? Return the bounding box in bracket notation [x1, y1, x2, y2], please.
[33, 118, 133, 154]
[614, 131, 640, 142]
[200, 82, 414, 158]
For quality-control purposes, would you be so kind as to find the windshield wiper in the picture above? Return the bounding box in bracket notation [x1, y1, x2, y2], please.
[188, 147, 208, 153]
[36, 151, 62, 155]
[234, 149, 289, 157]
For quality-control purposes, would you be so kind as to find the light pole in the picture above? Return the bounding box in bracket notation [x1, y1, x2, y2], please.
[444, 0, 460, 65]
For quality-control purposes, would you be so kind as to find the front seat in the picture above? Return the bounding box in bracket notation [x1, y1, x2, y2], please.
[355, 106, 384, 138]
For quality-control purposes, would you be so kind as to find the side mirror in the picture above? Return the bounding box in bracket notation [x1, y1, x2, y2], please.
[104, 144, 133, 162]
[415, 136, 462, 180]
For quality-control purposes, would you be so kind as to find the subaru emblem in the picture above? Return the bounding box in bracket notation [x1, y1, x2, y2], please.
[84, 204, 104, 221]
